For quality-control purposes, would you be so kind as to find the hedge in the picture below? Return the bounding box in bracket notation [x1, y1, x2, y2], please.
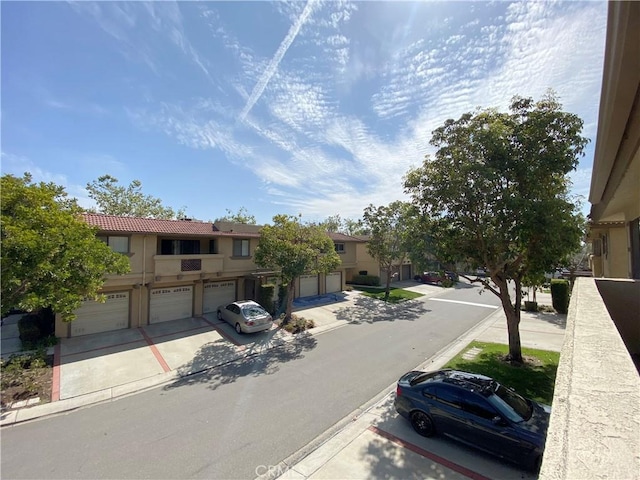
[550, 279, 570, 314]
[351, 274, 380, 286]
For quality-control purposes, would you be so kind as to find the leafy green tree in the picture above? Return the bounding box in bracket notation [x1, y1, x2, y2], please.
[404, 93, 587, 362]
[86, 174, 185, 219]
[362, 201, 414, 301]
[214, 207, 257, 225]
[343, 218, 370, 236]
[254, 214, 341, 323]
[318, 214, 343, 233]
[2, 174, 131, 320]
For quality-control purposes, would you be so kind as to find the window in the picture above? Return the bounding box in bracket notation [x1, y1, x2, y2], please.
[434, 386, 462, 409]
[98, 235, 129, 254]
[161, 239, 200, 255]
[462, 393, 498, 420]
[209, 239, 218, 254]
[233, 239, 250, 257]
[334, 243, 345, 253]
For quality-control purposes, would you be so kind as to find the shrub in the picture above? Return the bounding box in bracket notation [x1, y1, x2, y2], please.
[18, 308, 56, 349]
[524, 301, 539, 312]
[351, 274, 380, 286]
[258, 283, 276, 314]
[550, 279, 570, 314]
[441, 278, 454, 288]
[282, 315, 315, 334]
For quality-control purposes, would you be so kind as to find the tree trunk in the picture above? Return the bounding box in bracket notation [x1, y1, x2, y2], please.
[384, 270, 392, 302]
[495, 277, 523, 363]
[284, 281, 295, 324]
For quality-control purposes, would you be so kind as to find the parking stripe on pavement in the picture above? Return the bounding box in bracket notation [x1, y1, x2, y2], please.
[139, 328, 171, 373]
[428, 298, 499, 309]
[368, 426, 492, 480]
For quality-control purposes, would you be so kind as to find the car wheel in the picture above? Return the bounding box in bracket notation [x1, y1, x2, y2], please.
[217, 310, 222, 320]
[235, 323, 242, 334]
[410, 411, 435, 437]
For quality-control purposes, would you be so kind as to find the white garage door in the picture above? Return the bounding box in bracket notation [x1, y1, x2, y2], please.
[150, 286, 193, 324]
[203, 281, 236, 313]
[325, 272, 342, 293]
[299, 274, 319, 298]
[71, 291, 129, 337]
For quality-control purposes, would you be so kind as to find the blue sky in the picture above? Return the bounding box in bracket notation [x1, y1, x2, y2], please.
[2, 1, 607, 225]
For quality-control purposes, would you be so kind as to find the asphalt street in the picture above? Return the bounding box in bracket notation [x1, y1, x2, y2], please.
[1, 284, 501, 479]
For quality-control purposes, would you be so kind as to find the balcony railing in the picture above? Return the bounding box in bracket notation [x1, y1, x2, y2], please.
[539, 278, 640, 479]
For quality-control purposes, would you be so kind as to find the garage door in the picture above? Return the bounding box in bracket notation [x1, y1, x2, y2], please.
[402, 264, 412, 281]
[71, 292, 129, 337]
[325, 272, 342, 293]
[299, 274, 319, 298]
[149, 286, 193, 324]
[203, 281, 236, 313]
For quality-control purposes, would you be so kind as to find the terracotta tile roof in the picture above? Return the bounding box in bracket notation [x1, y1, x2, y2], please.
[82, 213, 365, 241]
[328, 232, 367, 242]
[82, 213, 219, 236]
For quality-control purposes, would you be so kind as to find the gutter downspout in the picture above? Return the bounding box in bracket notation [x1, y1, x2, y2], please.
[139, 235, 147, 327]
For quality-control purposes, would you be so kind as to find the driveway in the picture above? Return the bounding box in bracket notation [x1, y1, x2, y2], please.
[57, 315, 290, 400]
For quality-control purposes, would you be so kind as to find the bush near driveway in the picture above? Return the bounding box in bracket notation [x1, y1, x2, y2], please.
[0, 350, 53, 409]
[444, 341, 559, 405]
[354, 286, 423, 304]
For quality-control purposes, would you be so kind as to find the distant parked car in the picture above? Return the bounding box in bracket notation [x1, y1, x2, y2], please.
[217, 300, 273, 334]
[414, 271, 446, 285]
[444, 271, 459, 282]
[394, 369, 550, 471]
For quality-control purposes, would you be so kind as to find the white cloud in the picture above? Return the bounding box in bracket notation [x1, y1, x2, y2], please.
[240, 0, 320, 120]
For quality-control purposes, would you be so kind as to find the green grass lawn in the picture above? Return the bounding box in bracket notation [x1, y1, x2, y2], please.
[353, 286, 423, 303]
[443, 341, 560, 405]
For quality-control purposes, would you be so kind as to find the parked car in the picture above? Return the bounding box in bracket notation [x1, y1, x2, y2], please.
[414, 271, 446, 285]
[444, 271, 459, 282]
[394, 369, 550, 471]
[217, 300, 273, 334]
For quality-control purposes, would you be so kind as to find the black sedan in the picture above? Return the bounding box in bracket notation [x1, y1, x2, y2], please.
[394, 369, 550, 471]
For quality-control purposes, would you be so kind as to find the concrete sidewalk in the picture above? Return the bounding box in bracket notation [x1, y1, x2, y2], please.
[267, 292, 565, 480]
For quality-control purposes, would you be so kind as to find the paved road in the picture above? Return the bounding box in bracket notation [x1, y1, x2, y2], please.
[1, 285, 500, 479]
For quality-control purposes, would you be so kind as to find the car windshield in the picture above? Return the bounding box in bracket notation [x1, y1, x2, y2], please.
[242, 305, 267, 318]
[487, 382, 533, 422]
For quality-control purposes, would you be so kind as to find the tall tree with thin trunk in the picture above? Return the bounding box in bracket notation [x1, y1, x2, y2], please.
[404, 92, 587, 362]
[254, 214, 341, 323]
[362, 201, 414, 302]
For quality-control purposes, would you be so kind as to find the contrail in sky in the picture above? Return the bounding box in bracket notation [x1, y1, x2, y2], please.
[239, 0, 318, 121]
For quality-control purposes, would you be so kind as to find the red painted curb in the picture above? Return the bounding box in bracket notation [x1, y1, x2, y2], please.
[52, 343, 61, 402]
[139, 328, 171, 373]
[368, 426, 492, 480]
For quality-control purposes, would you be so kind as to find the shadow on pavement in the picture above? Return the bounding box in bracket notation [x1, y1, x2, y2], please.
[334, 296, 431, 324]
[164, 328, 317, 392]
[524, 310, 567, 328]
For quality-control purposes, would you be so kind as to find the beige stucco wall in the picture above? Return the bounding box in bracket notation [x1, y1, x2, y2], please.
[606, 226, 629, 277]
[355, 243, 381, 278]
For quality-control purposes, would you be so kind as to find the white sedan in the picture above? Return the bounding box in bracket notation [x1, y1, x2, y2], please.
[217, 300, 273, 334]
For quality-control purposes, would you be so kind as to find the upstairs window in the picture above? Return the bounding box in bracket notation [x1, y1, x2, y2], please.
[233, 239, 250, 257]
[98, 235, 129, 254]
[209, 239, 218, 254]
[334, 243, 345, 253]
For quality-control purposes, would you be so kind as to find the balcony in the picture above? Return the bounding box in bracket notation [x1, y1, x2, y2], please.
[154, 254, 224, 278]
[539, 278, 640, 479]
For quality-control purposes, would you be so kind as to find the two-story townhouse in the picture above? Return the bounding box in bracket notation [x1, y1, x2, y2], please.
[352, 235, 414, 282]
[54, 214, 361, 338]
